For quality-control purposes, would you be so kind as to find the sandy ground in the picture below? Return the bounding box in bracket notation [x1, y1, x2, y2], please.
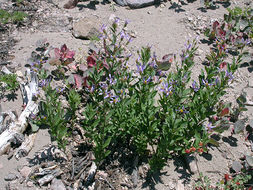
[0, 0, 253, 189]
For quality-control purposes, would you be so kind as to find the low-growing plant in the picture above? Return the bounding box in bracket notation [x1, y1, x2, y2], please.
[79, 18, 245, 170]
[36, 83, 69, 149]
[0, 9, 27, 25]
[204, 7, 252, 50]
[0, 73, 19, 100]
[31, 12, 250, 172]
[195, 172, 252, 189]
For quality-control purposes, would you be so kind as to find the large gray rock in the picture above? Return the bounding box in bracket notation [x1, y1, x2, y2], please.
[72, 17, 101, 40]
[127, 0, 156, 8]
[114, 0, 157, 8]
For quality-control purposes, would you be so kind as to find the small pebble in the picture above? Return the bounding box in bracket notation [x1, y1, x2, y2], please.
[4, 173, 18, 181]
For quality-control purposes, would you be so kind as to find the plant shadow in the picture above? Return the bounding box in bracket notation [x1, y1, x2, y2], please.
[5, 91, 18, 101]
[222, 136, 238, 147]
[168, 2, 186, 13]
[240, 60, 253, 73]
[77, 0, 109, 10]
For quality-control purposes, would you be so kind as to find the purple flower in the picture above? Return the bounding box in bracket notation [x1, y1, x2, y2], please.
[160, 82, 174, 96]
[136, 63, 146, 74]
[118, 89, 125, 96]
[185, 43, 192, 50]
[182, 74, 188, 84]
[100, 24, 107, 32]
[89, 85, 95, 93]
[107, 74, 117, 85]
[110, 95, 120, 104]
[202, 79, 213, 87]
[191, 81, 199, 92]
[104, 90, 113, 99]
[225, 70, 234, 81]
[176, 106, 189, 114]
[39, 79, 49, 88]
[120, 31, 126, 40]
[124, 19, 130, 27]
[143, 76, 151, 85]
[205, 122, 215, 132]
[215, 77, 220, 86]
[55, 87, 65, 93]
[114, 17, 120, 24]
[100, 83, 108, 90]
[29, 113, 37, 120]
[149, 60, 157, 69]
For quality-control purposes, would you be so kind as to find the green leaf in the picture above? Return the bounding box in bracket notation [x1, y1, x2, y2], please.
[208, 138, 219, 147]
[102, 137, 112, 149]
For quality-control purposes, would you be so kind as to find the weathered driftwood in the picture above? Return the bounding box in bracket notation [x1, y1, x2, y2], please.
[38, 168, 63, 186]
[86, 162, 97, 184]
[14, 133, 37, 160]
[0, 66, 38, 155]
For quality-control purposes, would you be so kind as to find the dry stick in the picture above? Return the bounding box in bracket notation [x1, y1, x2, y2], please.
[0, 67, 38, 155]
[72, 157, 75, 180]
[14, 133, 37, 160]
[85, 162, 97, 184]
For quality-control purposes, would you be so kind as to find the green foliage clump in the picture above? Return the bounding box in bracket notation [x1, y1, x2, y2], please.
[0, 9, 27, 24]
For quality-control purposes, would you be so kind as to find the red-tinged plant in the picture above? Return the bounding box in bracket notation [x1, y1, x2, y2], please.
[190, 147, 196, 152]
[224, 174, 232, 183]
[54, 44, 75, 65]
[219, 62, 227, 70]
[198, 148, 204, 153]
[185, 149, 191, 154]
[87, 52, 97, 68]
[219, 107, 230, 117]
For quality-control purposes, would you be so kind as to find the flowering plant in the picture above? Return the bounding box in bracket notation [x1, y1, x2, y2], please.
[80, 18, 243, 170]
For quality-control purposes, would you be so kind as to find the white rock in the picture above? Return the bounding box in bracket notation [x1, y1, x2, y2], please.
[50, 178, 66, 190]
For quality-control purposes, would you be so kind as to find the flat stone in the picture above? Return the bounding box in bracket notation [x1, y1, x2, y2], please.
[4, 173, 18, 181]
[126, 0, 155, 8]
[19, 166, 32, 178]
[50, 178, 66, 190]
[72, 17, 101, 40]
